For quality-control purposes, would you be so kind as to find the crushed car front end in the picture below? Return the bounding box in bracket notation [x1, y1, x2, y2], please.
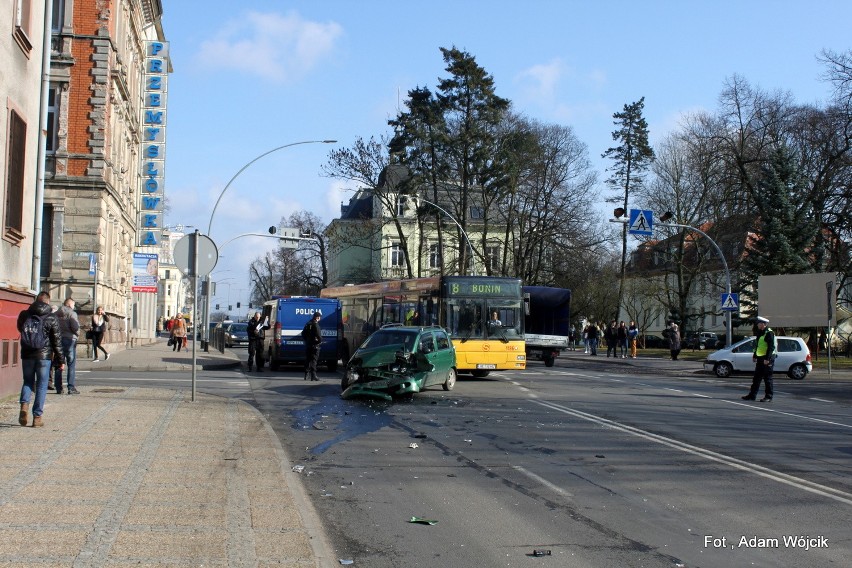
[342, 349, 430, 400]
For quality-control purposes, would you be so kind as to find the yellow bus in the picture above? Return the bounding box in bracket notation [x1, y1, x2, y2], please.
[321, 276, 526, 376]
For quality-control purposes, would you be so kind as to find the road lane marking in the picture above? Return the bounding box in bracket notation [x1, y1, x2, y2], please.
[521, 373, 851, 429]
[810, 398, 834, 403]
[533, 399, 852, 506]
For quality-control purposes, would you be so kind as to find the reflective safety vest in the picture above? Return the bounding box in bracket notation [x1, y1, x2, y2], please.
[755, 328, 774, 357]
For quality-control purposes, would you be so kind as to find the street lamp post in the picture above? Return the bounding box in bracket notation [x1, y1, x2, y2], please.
[413, 196, 477, 276]
[200, 139, 336, 350]
[610, 209, 734, 348]
[658, 212, 733, 348]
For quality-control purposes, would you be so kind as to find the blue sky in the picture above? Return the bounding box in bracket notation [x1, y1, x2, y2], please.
[160, 0, 851, 309]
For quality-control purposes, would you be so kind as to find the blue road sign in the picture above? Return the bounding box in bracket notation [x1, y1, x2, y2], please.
[721, 292, 739, 311]
[628, 209, 653, 236]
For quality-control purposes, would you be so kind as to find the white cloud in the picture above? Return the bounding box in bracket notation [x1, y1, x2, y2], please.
[516, 59, 565, 102]
[195, 11, 343, 82]
[324, 179, 349, 222]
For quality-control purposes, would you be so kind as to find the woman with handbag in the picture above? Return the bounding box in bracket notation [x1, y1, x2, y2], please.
[90, 306, 110, 361]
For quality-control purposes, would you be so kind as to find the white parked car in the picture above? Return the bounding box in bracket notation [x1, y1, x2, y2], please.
[703, 336, 812, 380]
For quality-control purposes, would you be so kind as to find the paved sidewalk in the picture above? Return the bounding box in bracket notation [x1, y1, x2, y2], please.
[0, 341, 335, 567]
[77, 336, 243, 373]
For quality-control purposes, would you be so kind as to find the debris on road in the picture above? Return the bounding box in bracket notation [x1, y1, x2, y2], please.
[408, 516, 438, 525]
[409, 442, 419, 449]
[291, 465, 305, 473]
[530, 549, 552, 557]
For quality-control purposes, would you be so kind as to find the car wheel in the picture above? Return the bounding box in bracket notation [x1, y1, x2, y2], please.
[341, 372, 351, 392]
[471, 370, 490, 378]
[327, 360, 338, 372]
[788, 363, 808, 380]
[442, 368, 457, 391]
[270, 360, 279, 372]
[714, 361, 733, 378]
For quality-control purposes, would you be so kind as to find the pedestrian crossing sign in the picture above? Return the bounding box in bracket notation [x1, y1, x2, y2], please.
[628, 209, 653, 236]
[721, 293, 739, 311]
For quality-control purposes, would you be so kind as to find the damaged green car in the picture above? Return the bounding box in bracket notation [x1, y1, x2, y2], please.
[341, 325, 457, 400]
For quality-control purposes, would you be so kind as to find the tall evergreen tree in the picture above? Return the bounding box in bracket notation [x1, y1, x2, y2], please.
[739, 145, 818, 316]
[603, 97, 655, 321]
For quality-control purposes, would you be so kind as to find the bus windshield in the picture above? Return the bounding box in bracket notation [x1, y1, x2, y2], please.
[446, 298, 522, 342]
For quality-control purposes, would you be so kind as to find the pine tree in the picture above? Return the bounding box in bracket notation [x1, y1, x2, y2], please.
[739, 145, 818, 317]
[602, 98, 655, 321]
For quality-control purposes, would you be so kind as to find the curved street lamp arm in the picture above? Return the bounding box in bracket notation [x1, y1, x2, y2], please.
[659, 221, 732, 347]
[413, 196, 477, 276]
[206, 139, 336, 236]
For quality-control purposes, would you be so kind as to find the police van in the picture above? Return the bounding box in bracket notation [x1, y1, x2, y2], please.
[262, 296, 343, 372]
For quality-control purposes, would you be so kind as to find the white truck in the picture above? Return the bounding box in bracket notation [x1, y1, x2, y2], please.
[523, 286, 571, 367]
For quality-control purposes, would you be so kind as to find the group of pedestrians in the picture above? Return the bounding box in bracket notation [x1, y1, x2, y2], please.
[581, 320, 639, 358]
[17, 291, 111, 427]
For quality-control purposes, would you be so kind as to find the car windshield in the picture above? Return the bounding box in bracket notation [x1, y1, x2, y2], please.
[361, 329, 419, 351]
[228, 324, 247, 334]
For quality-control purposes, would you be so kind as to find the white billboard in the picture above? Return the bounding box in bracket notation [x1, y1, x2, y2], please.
[758, 273, 837, 327]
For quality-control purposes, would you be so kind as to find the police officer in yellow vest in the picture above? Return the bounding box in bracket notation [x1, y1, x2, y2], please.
[742, 316, 776, 402]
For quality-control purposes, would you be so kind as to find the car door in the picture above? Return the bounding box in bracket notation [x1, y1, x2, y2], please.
[730, 338, 755, 371]
[417, 331, 438, 387]
[775, 338, 800, 372]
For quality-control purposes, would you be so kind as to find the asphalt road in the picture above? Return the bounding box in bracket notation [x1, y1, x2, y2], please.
[83, 355, 852, 568]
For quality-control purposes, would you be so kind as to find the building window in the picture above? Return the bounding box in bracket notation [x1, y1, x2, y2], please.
[4, 110, 27, 242]
[46, 85, 59, 153]
[390, 242, 405, 267]
[429, 243, 442, 269]
[51, 0, 65, 32]
[40, 204, 53, 275]
[395, 194, 412, 217]
[470, 206, 484, 220]
[13, 0, 33, 53]
[485, 245, 500, 272]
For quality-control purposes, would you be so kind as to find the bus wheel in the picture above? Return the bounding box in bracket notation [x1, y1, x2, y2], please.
[471, 370, 490, 378]
[544, 356, 555, 367]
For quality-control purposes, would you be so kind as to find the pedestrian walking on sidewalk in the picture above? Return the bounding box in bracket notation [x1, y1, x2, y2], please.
[665, 321, 681, 361]
[604, 320, 618, 357]
[91, 306, 110, 361]
[617, 321, 629, 358]
[54, 298, 80, 394]
[18, 291, 65, 427]
[170, 316, 187, 352]
[302, 312, 323, 381]
[628, 321, 639, 358]
[247, 312, 269, 371]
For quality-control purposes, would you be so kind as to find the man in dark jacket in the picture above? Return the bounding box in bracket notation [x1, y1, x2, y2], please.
[18, 291, 65, 427]
[246, 312, 269, 372]
[54, 297, 80, 394]
[303, 312, 323, 381]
